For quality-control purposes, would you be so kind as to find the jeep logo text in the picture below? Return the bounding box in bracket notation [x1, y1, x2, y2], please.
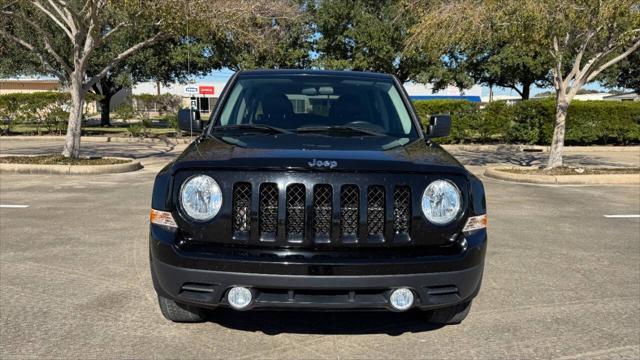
[308, 159, 338, 169]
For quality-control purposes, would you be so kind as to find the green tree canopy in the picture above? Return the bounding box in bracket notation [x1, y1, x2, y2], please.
[600, 51, 640, 93]
[1, 0, 298, 158]
[310, 0, 444, 84]
[409, 0, 640, 168]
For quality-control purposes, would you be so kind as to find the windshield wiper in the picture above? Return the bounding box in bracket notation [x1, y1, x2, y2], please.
[211, 124, 292, 134]
[296, 125, 385, 137]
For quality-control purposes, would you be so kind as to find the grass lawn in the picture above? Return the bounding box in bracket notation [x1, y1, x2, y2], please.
[0, 155, 130, 165]
[500, 166, 640, 175]
[10, 125, 176, 137]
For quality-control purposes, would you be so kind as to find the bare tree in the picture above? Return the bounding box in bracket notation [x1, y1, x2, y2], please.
[1, 0, 298, 158]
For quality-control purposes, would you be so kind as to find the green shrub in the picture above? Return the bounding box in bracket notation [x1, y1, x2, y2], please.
[412, 98, 640, 145]
[505, 99, 555, 144]
[115, 102, 136, 122]
[413, 100, 512, 143]
[479, 101, 512, 142]
[161, 113, 178, 129]
[0, 92, 72, 135]
[565, 101, 640, 145]
[127, 123, 144, 137]
[0, 92, 101, 135]
[413, 100, 481, 143]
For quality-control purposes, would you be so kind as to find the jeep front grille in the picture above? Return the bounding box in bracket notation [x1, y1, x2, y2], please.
[258, 183, 278, 240]
[340, 185, 360, 242]
[233, 182, 414, 244]
[232, 182, 251, 237]
[286, 184, 306, 242]
[393, 186, 411, 235]
[367, 186, 385, 238]
[312, 185, 332, 243]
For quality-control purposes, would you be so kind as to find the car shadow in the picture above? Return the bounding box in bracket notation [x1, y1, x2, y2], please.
[207, 308, 444, 335]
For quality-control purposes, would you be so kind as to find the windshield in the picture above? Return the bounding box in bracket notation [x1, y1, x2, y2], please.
[213, 74, 418, 138]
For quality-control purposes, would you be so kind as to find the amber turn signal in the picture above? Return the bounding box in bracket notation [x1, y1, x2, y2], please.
[150, 209, 178, 228]
[462, 214, 488, 232]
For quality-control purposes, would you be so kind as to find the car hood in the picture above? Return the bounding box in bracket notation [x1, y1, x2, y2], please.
[170, 134, 466, 175]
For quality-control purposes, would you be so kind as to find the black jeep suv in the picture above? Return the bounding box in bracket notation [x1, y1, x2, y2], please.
[149, 70, 487, 324]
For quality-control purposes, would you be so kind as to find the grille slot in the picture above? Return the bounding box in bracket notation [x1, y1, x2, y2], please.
[393, 186, 411, 235]
[286, 184, 306, 242]
[340, 185, 359, 241]
[312, 185, 332, 243]
[232, 183, 251, 236]
[367, 186, 385, 237]
[259, 183, 278, 240]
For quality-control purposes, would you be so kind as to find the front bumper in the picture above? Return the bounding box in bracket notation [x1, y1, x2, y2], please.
[150, 226, 486, 311]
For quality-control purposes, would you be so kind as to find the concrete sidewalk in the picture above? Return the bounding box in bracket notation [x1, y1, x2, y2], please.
[1, 137, 637, 169]
[0, 137, 188, 171]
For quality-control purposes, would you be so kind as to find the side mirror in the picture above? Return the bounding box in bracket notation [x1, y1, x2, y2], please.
[178, 108, 202, 133]
[426, 114, 451, 138]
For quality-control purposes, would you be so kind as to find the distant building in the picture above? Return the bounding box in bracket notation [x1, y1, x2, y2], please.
[533, 92, 634, 102]
[480, 94, 522, 105]
[0, 78, 60, 95]
[603, 92, 639, 102]
[403, 83, 483, 102]
[572, 93, 612, 101]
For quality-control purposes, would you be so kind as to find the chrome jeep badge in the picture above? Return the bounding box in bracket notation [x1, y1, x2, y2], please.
[308, 159, 338, 169]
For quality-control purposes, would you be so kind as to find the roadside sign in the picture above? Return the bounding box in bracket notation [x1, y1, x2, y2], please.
[199, 85, 215, 95]
[184, 86, 198, 94]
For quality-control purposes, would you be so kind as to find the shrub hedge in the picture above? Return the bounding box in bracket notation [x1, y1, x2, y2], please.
[413, 99, 640, 145]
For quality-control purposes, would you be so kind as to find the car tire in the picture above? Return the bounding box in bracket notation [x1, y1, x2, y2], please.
[426, 301, 472, 325]
[157, 295, 207, 323]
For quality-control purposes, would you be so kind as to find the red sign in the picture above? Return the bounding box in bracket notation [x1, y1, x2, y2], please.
[198, 85, 215, 95]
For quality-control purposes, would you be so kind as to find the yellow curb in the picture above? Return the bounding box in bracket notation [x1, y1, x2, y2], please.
[484, 166, 640, 185]
[0, 157, 142, 175]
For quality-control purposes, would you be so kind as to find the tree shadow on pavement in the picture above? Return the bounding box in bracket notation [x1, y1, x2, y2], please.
[208, 308, 444, 336]
[451, 150, 631, 168]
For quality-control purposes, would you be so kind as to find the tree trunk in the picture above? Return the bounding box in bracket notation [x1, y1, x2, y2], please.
[62, 75, 85, 159]
[99, 94, 112, 127]
[521, 82, 531, 100]
[546, 97, 570, 169]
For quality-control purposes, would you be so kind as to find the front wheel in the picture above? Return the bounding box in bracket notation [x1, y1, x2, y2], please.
[157, 295, 207, 323]
[425, 301, 472, 325]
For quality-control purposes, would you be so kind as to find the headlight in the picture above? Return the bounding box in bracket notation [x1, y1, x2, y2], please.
[180, 175, 222, 221]
[421, 180, 462, 225]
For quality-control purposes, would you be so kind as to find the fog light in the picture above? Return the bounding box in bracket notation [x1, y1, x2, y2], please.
[389, 288, 414, 311]
[227, 287, 253, 310]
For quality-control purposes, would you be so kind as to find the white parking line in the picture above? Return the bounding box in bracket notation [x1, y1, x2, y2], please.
[603, 214, 640, 218]
[0, 205, 29, 208]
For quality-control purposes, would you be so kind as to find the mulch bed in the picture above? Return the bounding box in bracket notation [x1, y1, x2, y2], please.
[0, 155, 129, 166]
[500, 166, 640, 176]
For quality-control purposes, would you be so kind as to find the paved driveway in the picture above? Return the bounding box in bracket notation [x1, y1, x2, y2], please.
[0, 139, 639, 358]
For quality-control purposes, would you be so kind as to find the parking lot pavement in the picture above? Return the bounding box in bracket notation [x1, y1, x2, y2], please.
[1, 155, 639, 359]
[447, 148, 640, 168]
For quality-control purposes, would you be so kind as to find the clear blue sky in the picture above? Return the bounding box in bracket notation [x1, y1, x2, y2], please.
[196, 69, 610, 97]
